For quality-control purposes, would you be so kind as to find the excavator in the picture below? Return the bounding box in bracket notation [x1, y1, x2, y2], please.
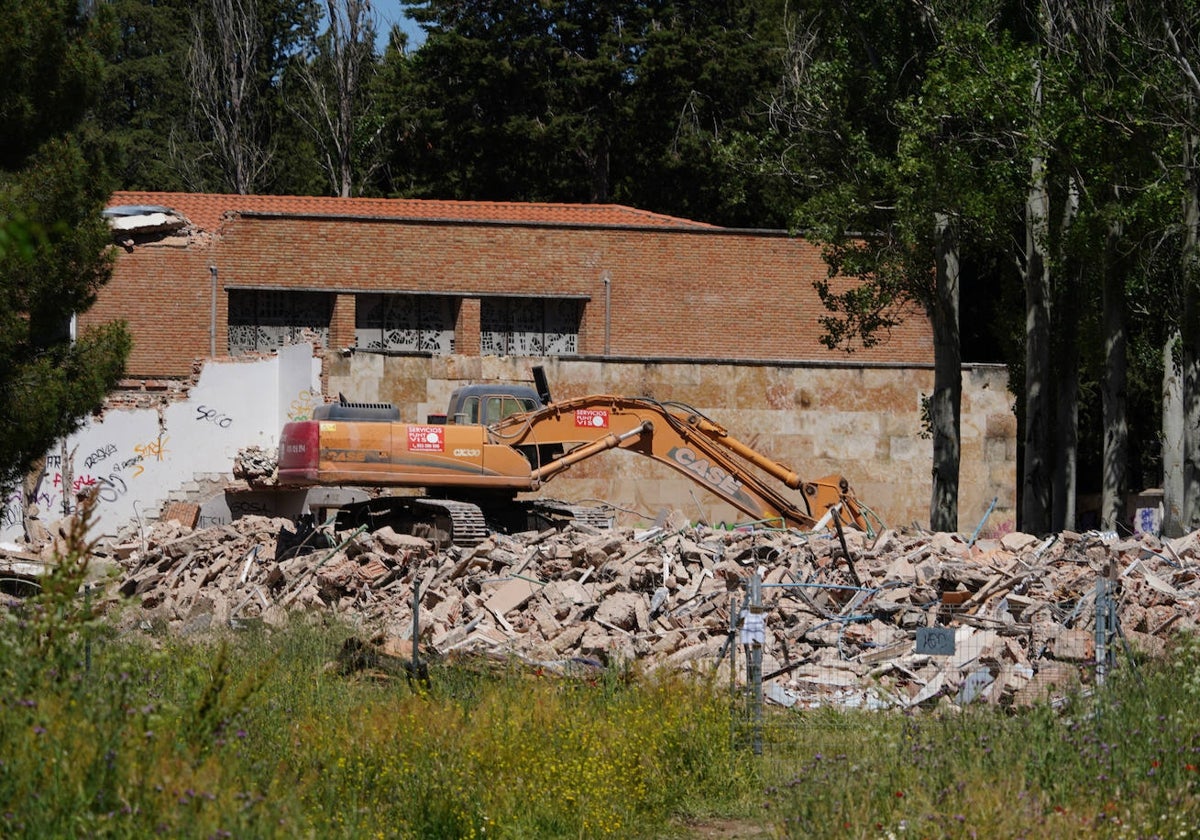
[275, 368, 870, 545]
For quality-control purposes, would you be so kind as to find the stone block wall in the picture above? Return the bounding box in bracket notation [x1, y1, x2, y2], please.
[327, 353, 1016, 534]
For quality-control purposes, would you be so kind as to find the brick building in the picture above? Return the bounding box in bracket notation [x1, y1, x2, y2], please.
[84, 192, 1014, 532]
[95, 192, 933, 376]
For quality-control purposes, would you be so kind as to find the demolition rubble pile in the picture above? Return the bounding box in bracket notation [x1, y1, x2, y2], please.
[97, 512, 1200, 709]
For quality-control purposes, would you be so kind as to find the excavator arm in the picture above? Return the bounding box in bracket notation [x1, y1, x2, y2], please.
[489, 395, 868, 532]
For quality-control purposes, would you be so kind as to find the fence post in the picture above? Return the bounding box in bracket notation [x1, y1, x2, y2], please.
[1095, 573, 1108, 689]
[743, 573, 764, 755]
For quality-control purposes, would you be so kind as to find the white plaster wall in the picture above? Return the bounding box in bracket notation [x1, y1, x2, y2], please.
[1, 344, 321, 542]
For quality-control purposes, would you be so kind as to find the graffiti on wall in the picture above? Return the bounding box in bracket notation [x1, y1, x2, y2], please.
[288, 389, 321, 422]
[196, 405, 233, 429]
[0, 435, 172, 534]
[0, 342, 317, 543]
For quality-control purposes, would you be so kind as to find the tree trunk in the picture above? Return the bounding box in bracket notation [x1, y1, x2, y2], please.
[1052, 295, 1079, 532]
[1101, 214, 1127, 531]
[1051, 177, 1080, 532]
[187, 0, 269, 194]
[1182, 120, 1200, 531]
[1163, 329, 1185, 537]
[1022, 67, 1052, 535]
[929, 211, 961, 533]
[293, 0, 378, 198]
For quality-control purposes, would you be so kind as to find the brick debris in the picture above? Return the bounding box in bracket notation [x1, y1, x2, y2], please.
[9, 509, 1199, 710]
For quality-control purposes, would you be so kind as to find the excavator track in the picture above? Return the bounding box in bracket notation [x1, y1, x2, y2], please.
[414, 498, 489, 546]
[528, 499, 614, 530]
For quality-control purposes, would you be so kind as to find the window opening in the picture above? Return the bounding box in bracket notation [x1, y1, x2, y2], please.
[480, 298, 581, 356]
[228, 290, 332, 356]
[356, 294, 456, 354]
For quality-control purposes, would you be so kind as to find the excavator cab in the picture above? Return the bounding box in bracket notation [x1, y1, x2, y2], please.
[446, 385, 542, 425]
[479, 395, 538, 425]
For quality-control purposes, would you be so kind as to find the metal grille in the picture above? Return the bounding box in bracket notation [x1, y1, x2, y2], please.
[480, 298, 581, 356]
[228, 290, 332, 356]
[355, 294, 456, 354]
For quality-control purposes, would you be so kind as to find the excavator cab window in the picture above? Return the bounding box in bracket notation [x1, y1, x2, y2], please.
[455, 394, 539, 425]
[460, 396, 480, 424]
[483, 396, 537, 424]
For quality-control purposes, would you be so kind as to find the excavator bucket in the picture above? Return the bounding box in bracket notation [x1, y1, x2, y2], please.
[804, 474, 871, 532]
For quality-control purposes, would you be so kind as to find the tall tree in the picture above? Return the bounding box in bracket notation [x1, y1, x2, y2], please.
[619, 0, 789, 225]
[0, 0, 131, 494]
[91, 0, 196, 191]
[1120, 0, 1200, 533]
[388, 0, 636, 202]
[289, 0, 381, 197]
[1152, 1, 1200, 532]
[186, 0, 272, 193]
[381, 0, 786, 224]
[771, 2, 1027, 532]
[1021, 43, 1054, 534]
[184, 0, 321, 193]
[1040, 1, 1159, 532]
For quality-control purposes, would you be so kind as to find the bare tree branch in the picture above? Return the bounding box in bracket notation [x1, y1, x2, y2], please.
[290, 0, 381, 197]
[187, 0, 273, 194]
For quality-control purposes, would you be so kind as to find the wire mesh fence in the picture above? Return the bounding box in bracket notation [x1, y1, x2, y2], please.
[722, 564, 1128, 760]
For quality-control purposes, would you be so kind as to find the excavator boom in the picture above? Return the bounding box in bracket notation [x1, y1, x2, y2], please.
[488, 395, 867, 532]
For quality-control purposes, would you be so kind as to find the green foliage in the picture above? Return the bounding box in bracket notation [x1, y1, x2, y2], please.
[381, 0, 788, 225]
[762, 648, 1200, 838]
[0, 0, 130, 494]
[89, 0, 197, 191]
[0, 0, 106, 169]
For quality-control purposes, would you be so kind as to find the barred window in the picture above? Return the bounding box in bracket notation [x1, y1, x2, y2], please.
[228, 290, 332, 356]
[356, 294, 456, 354]
[480, 298, 581, 357]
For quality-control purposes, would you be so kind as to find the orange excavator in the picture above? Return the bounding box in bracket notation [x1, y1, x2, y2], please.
[276, 368, 869, 544]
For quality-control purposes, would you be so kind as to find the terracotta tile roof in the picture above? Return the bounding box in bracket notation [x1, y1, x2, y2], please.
[108, 191, 718, 233]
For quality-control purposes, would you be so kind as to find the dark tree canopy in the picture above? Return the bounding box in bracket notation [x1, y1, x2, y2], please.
[0, 0, 131, 492]
[380, 0, 789, 225]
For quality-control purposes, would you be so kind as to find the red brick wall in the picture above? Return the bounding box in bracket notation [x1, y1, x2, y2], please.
[81, 243, 217, 377]
[86, 216, 934, 377]
[331, 293, 356, 349]
[456, 297, 480, 355]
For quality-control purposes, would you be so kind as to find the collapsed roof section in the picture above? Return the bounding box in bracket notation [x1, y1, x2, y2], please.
[103, 204, 189, 235]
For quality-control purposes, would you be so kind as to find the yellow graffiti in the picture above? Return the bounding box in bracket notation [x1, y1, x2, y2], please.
[131, 437, 170, 478]
[288, 389, 321, 421]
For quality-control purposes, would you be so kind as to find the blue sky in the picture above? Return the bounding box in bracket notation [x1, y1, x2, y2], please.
[373, 0, 424, 50]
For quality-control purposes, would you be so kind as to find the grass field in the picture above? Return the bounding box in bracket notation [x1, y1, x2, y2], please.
[3, 513, 1199, 839]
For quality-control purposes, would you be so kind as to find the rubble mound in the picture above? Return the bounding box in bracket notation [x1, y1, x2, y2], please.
[232, 446, 277, 485]
[98, 512, 1200, 710]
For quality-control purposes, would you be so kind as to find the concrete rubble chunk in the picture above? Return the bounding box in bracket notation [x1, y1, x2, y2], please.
[65, 510, 1200, 709]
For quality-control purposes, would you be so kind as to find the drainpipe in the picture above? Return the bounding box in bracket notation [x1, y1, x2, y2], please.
[602, 271, 611, 355]
[209, 265, 218, 357]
